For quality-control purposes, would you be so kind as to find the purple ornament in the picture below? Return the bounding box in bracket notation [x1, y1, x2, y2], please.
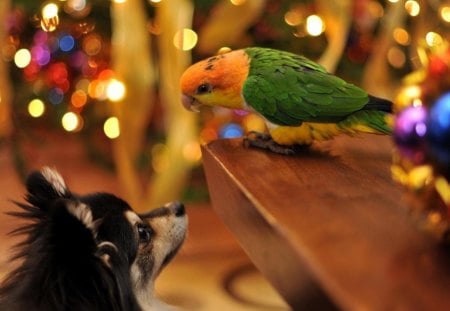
[426, 92, 450, 179]
[394, 105, 428, 163]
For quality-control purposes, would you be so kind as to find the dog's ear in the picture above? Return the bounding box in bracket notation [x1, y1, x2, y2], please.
[26, 167, 70, 208]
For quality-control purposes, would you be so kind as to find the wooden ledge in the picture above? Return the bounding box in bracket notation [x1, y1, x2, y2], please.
[201, 135, 450, 311]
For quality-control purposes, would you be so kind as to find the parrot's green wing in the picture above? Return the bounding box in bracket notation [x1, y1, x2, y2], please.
[242, 47, 369, 126]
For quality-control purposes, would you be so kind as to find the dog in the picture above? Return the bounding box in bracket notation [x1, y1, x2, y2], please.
[0, 167, 187, 310]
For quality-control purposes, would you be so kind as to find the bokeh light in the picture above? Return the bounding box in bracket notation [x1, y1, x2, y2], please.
[183, 141, 202, 163]
[405, 0, 420, 17]
[42, 3, 58, 19]
[425, 32, 444, 48]
[393, 28, 410, 46]
[220, 123, 243, 138]
[66, 0, 87, 11]
[104, 117, 120, 139]
[284, 9, 302, 26]
[106, 79, 126, 101]
[60, 35, 75, 52]
[28, 99, 45, 118]
[41, 3, 59, 32]
[387, 46, 406, 68]
[62, 112, 82, 132]
[173, 28, 198, 51]
[71, 90, 88, 107]
[49, 88, 65, 105]
[441, 6, 450, 23]
[82, 34, 102, 56]
[306, 15, 325, 37]
[14, 49, 31, 68]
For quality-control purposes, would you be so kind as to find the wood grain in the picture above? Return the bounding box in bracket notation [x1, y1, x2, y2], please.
[201, 134, 450, 311]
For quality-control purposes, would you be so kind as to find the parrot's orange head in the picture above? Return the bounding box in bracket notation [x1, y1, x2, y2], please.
[180, 49, 250, 112]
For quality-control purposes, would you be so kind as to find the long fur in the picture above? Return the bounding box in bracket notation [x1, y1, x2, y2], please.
[0, 168, 187, 311]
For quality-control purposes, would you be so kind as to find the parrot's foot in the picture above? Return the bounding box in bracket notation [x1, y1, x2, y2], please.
[244, 131, 296, 155]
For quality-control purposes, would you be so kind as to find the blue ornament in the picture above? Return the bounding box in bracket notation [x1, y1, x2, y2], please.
[219, 123, 243, 139]
[394, 105, 428, 163]
[426, 92, 450, 178]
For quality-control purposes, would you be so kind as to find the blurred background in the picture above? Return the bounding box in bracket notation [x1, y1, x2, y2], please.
[0, 0, 449, 310]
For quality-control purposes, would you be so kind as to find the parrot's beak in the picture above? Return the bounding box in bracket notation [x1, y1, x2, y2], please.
[181, 94, 201, 112]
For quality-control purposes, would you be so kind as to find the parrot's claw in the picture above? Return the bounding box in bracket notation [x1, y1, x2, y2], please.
[244, 132, 296, 155]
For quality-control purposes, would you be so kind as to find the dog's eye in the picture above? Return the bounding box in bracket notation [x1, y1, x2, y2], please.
[137, 223, 152, 243]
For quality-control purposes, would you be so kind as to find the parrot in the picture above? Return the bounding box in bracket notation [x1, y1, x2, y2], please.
[180, 47, 393, 154]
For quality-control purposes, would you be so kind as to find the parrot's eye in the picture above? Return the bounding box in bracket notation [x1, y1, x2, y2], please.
[196, 83, 212, 95]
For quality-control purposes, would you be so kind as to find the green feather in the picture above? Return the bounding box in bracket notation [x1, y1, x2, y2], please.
[242, 47, 391, 130]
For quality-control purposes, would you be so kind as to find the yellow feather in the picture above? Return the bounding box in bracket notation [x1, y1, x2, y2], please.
[269, 123, 340, 145]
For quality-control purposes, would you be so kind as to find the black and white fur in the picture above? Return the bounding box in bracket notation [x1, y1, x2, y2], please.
[0, 167, 187, 310]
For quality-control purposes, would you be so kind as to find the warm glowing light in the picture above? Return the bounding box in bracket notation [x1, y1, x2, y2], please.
[62, 112, 81, 132]
[393, 28, 410, 46]
[173, 28, 198, 51]
[387, 47, 406, 68]
[14, 49, 31, 68]
[388, 0, 399, 3]
[405, 0, 420, 17]
[71, 90, 87, 107]
[106, 79, 126, 102]
[67, 0, 87, 11]
[76, 78, 90, 92]
[28, 99, 45, 118]
[112, 0, 127, 3]
[306, 15, 325, 37]
[368, 1, 384, 18]
[83, 34, 102, 56]
[104, 117, 120, 139]
[149, 0, 162, 3]
[42, 3, 59, 19]
[405, 85, 421, 99]
[284, 10, 302, 26]
[230, 0, 246, 5]
[183, 141, 202, 162]
[441, 6, 450, 22]
[425, 32, 444, 47]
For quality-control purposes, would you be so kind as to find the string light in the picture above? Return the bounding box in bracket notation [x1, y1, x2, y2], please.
[42, 3, 59, 19]
[106, 79, 126, 101]
[387, 46, 406, 68]
[14, 49, 31, 68]
[425, 32, 444, 47]
[284, 9, 302, 26]
[440, 6, 450, 22]
[28, 99, 45, 118]
[182, 141, 202, 163]
[104, 117, 120, 139]
[405, 0, 420, 17]
[305, 15, 325, 37]
[41, 3, 59, 32]
[173, 28, 198, 51]
[71, 89, 88, 107]
[62, 112, 82, 132]
[393, 28, 410, 46]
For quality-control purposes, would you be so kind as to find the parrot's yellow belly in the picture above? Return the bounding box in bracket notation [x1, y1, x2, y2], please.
[269, 123, 342, 145]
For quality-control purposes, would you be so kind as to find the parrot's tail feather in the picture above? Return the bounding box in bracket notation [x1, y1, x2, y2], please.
[338, 110, 392, 135]
[365, 95, 393, 113]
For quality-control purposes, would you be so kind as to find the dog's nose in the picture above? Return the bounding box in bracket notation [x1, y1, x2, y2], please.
[168, 201, 185, 217]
